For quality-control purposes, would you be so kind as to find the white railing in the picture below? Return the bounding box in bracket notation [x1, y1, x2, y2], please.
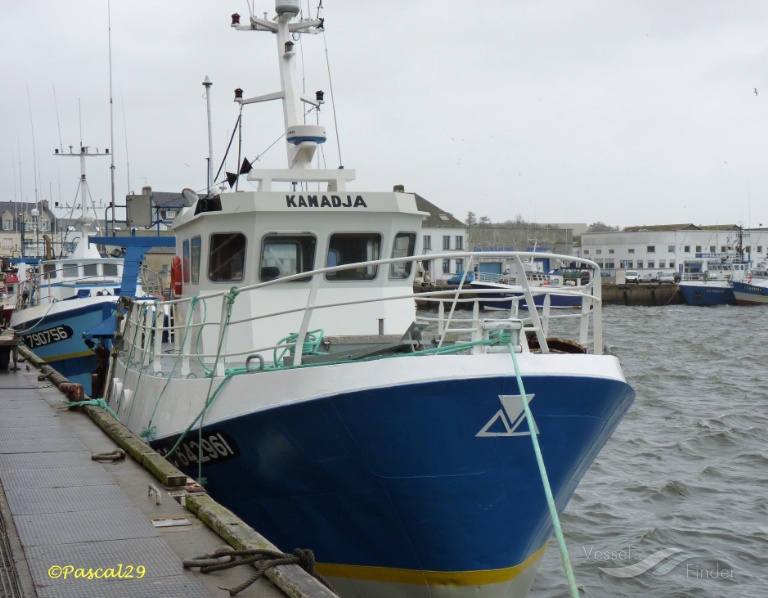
[113, 251, 604, 380]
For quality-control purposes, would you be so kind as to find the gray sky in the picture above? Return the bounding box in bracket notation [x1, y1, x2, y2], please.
[3, 0, 768, 229]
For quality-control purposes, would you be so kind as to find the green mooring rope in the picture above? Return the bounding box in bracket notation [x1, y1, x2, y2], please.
[66, 398, 120, 422]
[507, 344, 579, 598]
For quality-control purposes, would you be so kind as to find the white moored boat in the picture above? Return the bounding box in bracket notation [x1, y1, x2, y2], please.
[104, 3, 635, 596]
[9, 145, 168, 395]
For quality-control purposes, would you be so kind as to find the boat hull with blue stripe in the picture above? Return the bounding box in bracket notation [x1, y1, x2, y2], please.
[677, 280, 736, 306]
[113, 349, 633, 597]
[11, 297, 117, 392]
[731, 280, 768, 305]
[470, 279, 585, 310]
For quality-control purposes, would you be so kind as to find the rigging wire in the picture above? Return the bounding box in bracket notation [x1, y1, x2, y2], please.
[213, 114, 242, 184]
[236, 106, 244, 191]
[120, 88, 132, 193]
[26, 85, 40, 203]
[52, 84, 64, 153]
[320, 27, 343, 168]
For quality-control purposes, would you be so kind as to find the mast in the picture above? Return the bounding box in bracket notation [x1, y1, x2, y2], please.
[54, 145, 109, 259]
[108, 0, 116, 235]
[203, 76, 214, 193]
[230, 1, 355, 191]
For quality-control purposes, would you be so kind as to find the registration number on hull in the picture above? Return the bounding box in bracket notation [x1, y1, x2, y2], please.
[153, 431, 239, 469]
[22, 325, 74, 348]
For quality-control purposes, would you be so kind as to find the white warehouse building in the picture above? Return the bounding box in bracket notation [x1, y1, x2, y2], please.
[581, 224, 768, 275]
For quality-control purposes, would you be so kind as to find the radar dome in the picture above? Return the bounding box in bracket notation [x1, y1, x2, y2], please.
[276, 0, 301, 15]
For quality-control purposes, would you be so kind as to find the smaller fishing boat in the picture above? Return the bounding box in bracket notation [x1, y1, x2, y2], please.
[467, 249, 590, 311]
[469, 270, 588, 310]
[9, 146, 170, 395]
[731, 272, 768, 305]
[678, 253, 750, 306]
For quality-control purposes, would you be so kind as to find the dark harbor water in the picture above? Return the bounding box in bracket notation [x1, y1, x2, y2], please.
[529, 305, 768, 597]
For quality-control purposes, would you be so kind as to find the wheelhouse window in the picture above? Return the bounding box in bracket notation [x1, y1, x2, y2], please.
[209, 233, 246, 282]
[62, 264, 79, 278]
[389, 232, 416, 279]
[42, 264, 57, 280]
[182, 239, 191, 283]
[326, 233, 381, 281]
[104, 263, 118, 277]
[261, 234, 317, 281]
[84, 264, 99, 278]
[191, 236, 201, 284]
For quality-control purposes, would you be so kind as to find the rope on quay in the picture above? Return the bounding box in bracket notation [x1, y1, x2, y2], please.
[183, 547, 335, 597]
[508, 344, 580, 598]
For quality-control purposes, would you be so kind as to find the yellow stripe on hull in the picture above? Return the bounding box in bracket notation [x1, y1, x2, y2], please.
[316, 543, 547, 586]
[39, 350, 94, 362]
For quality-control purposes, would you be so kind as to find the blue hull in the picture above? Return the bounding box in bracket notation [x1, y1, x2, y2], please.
[14, 302, 115, 395]
[471, 283, 583, 310]
[678, 283, 736, 306]
[152, 374, 633, 581]
[731, 280, 768, 305]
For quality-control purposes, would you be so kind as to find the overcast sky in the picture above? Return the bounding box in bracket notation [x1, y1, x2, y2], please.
[3, 0, 768, 229]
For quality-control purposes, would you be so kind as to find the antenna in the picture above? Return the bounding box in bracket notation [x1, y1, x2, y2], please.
[26, 85, 40, 202]
[121, 89, 132, 193]
[53, 84, 64, 153]
[108, 0, 116, 235]
[11, 146, 18, 202]
[16, 132, 23, 202]
[203, 76, 214, 193]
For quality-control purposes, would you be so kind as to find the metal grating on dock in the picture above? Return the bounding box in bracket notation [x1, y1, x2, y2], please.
[0, 378, 213, 597]
[0, 501, 23, 598]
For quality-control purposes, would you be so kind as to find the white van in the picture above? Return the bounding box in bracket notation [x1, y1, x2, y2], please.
[625, 270, 640, 284]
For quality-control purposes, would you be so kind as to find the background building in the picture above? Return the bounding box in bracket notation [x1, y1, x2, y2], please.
[411, 192, 467, 284]
[0, 201, 57, 265]
[581, 224, 768, 275]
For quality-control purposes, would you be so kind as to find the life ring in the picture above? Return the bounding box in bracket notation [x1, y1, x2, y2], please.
[171, 256, 183, 298]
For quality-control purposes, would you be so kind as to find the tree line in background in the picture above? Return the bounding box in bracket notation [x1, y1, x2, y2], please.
[464, 211, 620, 232]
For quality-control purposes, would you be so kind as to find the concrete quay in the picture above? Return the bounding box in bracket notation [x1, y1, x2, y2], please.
[415, 281, 684, 307]
[600, 282, 683, 306]
[0, 350, 337, 598]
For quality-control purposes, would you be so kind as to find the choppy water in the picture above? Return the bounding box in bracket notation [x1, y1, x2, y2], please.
[529, 305, 768, 597]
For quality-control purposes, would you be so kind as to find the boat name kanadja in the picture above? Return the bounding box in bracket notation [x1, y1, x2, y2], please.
[285, 194, 368, 208]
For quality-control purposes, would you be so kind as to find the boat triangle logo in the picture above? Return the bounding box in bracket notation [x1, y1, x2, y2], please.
[476, 394, 538, 437]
